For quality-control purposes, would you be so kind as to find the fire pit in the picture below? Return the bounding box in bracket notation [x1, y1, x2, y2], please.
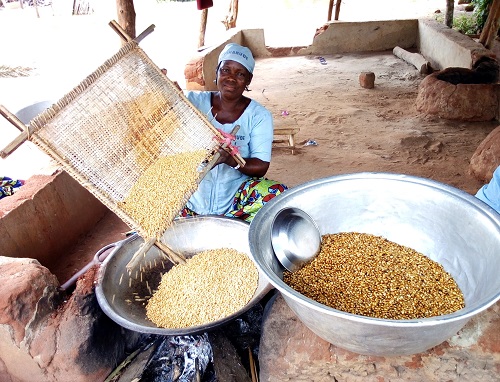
[248, 172, 500, 356]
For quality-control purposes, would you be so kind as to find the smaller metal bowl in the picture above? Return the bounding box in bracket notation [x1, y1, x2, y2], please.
[271, 207, 321, 271]
[96, 216, 272, 335]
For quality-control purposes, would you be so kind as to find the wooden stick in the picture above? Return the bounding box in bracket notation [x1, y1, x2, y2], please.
[198, 8, 208, 48]
[220, 125, 246, 166]
[109, 20, 132, 42]
[135, 24, 155, 43]
[479, 0, 500, 49]
[109, 20, 155, 44]
[155, 240, 187, 265]
[335, 0, 342, 20]
[0, 105, 26, 132]
[248, 347, 258, 382]
[0, 104, 32, 159]
[126, 236, 188, 271]
[0, 131, 29, 159]
[327, 0, 334, 21]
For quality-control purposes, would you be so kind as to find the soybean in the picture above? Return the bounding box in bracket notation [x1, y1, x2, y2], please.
[283, 232, 465, 320]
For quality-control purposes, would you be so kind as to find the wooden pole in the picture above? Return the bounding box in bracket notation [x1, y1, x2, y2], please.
[479, 0, 500, 49]
[327, 0, 334, 21]
[445, 0, 454, 28]
[34, 0, 40, 18]
[199, 8, 208, 48]
[335, 0, 342, 21]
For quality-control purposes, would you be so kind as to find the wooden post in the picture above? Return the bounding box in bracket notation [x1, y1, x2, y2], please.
[199, 8, 208, 48]
[327, 0, 334, 21]
[34, 0, 40, 18]
[479, 0, 500, 49]
[335, 0, 342, 21]
[445, 0, 454, 28]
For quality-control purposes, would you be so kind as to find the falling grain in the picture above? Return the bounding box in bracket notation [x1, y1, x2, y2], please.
[119, 151, 209, 239]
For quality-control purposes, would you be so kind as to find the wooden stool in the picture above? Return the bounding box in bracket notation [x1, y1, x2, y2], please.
[273, 127, 300, 154]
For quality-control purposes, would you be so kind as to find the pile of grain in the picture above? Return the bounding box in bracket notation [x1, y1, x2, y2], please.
[146, 248, 258, 328]
[284, 232, 465, 320]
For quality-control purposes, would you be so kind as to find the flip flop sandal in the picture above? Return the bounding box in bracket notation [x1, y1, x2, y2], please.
[318, 56, 327, 65]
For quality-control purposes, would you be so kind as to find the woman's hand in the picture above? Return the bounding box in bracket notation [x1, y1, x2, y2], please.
[214, 146, 269, 177]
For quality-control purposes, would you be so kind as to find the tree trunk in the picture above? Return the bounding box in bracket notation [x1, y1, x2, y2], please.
[222, 0, 238, 31]
[199, 8, 208, 48]
[335, 0, 342, 20]
[116, 0, 136, 41]
[445, 0, 454, 28]
[479, 0, 500, 49]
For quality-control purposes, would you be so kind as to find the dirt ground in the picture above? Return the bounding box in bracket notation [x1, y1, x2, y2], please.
[250, 51, 498, 196]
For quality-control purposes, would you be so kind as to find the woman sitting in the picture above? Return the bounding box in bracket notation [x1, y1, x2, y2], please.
[181, 43, 287, 222]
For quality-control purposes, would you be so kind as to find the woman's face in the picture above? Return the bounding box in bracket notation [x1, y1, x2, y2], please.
[216, 60, 253, 98]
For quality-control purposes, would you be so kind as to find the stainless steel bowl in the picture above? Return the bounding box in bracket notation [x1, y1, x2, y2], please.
[96, 216, 272, 335]
[248, 172, 500, 356]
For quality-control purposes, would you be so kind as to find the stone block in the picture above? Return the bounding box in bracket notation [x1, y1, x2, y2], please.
[0, 171, 108, 270]
[470, 125, 500, 182]
[0, 257, 141, 382]
[415, 72, 499, 121]
[359, 71, 375, 89]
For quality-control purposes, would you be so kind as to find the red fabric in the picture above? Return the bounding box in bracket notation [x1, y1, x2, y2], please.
[197, 0, 213, 10]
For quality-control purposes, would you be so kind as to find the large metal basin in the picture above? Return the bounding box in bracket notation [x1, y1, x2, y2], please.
[248, 172, 500, 356]
[96, 216, 272, 335]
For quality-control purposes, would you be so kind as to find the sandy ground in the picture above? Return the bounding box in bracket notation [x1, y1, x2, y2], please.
[0, 0, 495, 195]
[252, 52, 497, 195]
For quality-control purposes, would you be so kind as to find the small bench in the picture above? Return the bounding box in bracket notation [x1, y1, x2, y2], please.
[273, 127, 300, 155]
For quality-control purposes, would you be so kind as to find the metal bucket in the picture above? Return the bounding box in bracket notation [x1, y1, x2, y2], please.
[96, 216, 272, 335]
[248, 172, 500, 356]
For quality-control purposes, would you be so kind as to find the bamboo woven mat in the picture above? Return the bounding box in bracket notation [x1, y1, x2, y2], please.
[22, 39, 222, 239]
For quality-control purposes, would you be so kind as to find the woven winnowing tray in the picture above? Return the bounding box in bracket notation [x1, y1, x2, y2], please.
[25, 40, 222, 239]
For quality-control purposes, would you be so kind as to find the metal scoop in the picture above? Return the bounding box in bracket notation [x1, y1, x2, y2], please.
[270, 207, 321, 272]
